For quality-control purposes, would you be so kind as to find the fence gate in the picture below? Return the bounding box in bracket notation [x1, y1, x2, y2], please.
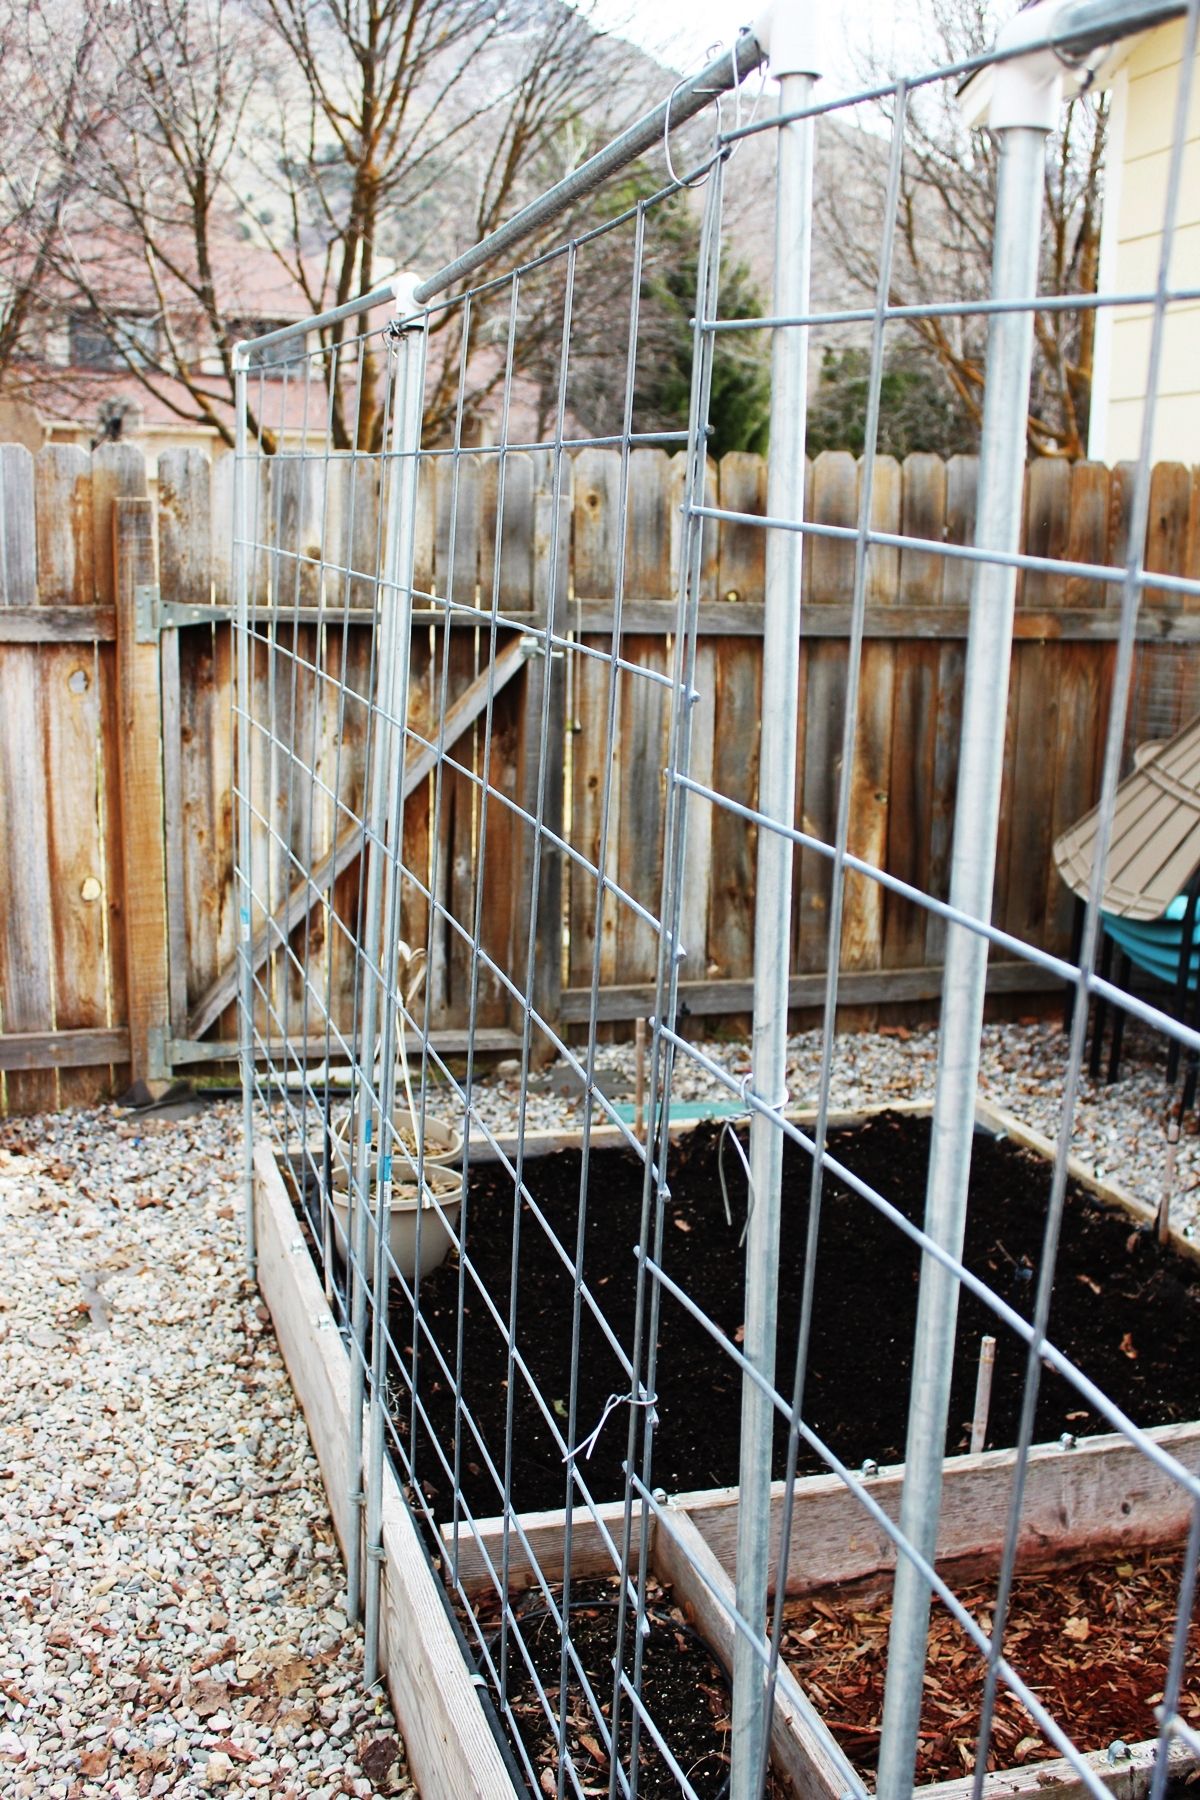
[233, 4, 1200, 1799]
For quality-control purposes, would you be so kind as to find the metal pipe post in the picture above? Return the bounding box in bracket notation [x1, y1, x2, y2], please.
[233, 352, 257, 1281]
[874, 96, 1057, 1800]
[345, 297, 427, 1628]
[363, 305, 428, 1687]
[730, 46, 818, 1800]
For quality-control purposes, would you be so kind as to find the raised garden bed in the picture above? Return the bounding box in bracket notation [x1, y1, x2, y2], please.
[263, 1100, 1200, 1799]
[390, 1107, 1200, 1522]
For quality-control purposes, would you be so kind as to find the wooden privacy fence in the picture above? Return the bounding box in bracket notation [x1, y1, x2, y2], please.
[2, 438, 1199, 1112]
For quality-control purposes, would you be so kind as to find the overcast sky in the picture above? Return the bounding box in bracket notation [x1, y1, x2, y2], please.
[587, 0, 929, 94]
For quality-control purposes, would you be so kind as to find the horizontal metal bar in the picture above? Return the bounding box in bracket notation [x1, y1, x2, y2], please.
[411, 32, 766, 304]
[719, 0, 1187, 147]
[1022, 0, 1185, 58]
[703, 281, 1200, 335]
[255, 429, 692, 463]
[0, 1026, 130, 1071]
[234, 286, 397, 357]
[692, 503, 1200, 603]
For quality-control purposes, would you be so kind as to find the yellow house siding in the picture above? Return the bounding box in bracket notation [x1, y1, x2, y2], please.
[1092, 21, 1200, 465]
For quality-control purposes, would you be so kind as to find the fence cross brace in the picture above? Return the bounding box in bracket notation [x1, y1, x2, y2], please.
[188, 628, 536, 1042]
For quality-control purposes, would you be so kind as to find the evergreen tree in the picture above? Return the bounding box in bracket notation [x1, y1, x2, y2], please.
[558, 176, 772, 456]
[806, 344, 978, 459]
[633, 195, 771, 458]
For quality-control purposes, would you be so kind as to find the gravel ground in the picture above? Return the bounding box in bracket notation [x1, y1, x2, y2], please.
[0, 1101, 413, 1799]
[0, 1016, 1194, 1798]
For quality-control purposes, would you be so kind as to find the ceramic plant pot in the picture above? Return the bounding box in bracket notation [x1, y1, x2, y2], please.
[330, 1162, 462, 1281]
[330, 1106, 464, 1177]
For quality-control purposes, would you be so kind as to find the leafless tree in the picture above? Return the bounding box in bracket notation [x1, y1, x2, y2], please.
[818, 0, 1107, 459]
[241, 0, 645, 448]
[27, 0, 648, 451]
[0, 0, 109, 385]
[52, 0, 273, 445]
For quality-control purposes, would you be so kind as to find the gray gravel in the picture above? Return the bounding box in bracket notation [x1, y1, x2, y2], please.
[0, 1102, 413, 1799]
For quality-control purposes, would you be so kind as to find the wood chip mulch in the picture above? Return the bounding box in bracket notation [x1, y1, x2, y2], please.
[781, 1549, 1200, 1785]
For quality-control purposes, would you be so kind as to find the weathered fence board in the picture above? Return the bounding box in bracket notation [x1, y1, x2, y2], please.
[42, 643, 110, 1107]
[4, 443, 1200, 1109]
[0, 643, 56, 1110]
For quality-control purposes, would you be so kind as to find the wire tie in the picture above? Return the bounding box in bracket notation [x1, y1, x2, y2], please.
[718, 1075, 790, 1244]
[662, 72, 722, 190]
[565, 1390, 658, 1464]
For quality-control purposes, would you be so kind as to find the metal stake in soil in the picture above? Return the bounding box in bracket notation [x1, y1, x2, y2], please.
[1159, 1112, 1181, 1245]
[970, 1336, 997, 1456]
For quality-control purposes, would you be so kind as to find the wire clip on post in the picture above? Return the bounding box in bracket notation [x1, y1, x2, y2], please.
[383, 272, 425, 345]
[565, 1391, 658, 1464]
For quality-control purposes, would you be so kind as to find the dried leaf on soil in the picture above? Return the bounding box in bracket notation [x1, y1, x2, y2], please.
[782, 1548, 1200, 1785]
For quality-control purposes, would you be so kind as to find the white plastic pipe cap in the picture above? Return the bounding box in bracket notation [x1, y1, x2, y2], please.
[988, 46, 1065, 131]
[390, 271, 425, 318]
[959, 0, 1088, 132]
[751, 1, 825, 78]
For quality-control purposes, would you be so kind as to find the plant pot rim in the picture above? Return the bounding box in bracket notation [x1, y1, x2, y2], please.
[331, 1165, 462, 1212]
[332, 1105, 465, 1155]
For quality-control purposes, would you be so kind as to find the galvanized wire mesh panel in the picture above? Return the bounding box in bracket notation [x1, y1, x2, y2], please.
[234, 6, 1200, 1796]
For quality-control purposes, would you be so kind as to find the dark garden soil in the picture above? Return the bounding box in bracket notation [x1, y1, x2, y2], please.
[781, 1546, 1200, 1785]
[386, 1111, 1200, 1523]
[467, 1574, 785, 1799]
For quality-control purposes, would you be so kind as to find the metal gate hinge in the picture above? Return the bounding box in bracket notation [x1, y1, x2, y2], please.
[145, 1023, 171, 1081]
[160, 600, 225, 629]
[134, 583, 161, 643]
[135, 585, 218, 637]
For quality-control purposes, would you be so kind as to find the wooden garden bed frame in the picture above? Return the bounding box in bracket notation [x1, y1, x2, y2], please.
[255, 1097, 1200, 1800]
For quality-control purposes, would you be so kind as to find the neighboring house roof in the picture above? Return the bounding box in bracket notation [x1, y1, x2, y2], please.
[27, 364, 331, 435]
[1, 220, 398, 440]
[22, 216, 320, 324]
